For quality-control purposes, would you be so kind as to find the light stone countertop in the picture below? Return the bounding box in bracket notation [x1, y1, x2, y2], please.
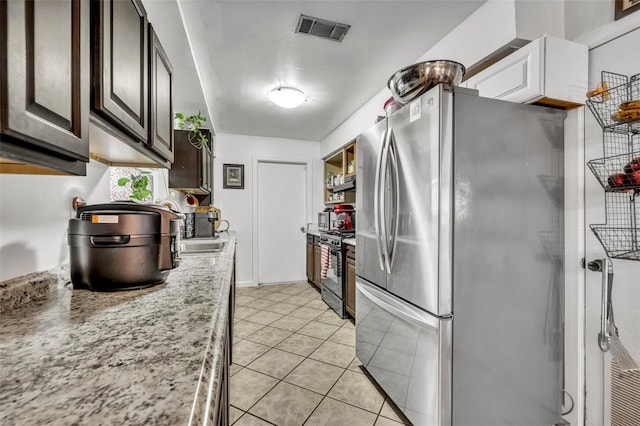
[307, 229, 322, 237]
[343, 237, 356, 246]
[0, 232, 237, 426]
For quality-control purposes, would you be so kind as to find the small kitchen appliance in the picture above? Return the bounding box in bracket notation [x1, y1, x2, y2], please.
[318, 208, 331, 231]
[68, 202, 184, 291]
[333, 204, 355, 231]
[194, 211, 217, 238]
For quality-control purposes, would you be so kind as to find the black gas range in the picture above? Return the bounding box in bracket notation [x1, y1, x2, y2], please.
[319, 230, 354, 318]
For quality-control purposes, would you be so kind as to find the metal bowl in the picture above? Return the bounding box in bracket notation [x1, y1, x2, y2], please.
[387, 60, 466, 105]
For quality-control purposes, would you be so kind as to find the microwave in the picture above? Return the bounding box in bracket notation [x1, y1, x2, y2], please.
[318, 211, 331, 231]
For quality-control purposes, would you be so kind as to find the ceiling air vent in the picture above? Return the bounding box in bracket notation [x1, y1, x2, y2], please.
[295, 14, 350, 43]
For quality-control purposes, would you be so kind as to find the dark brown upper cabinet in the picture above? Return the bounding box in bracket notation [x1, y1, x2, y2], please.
[148, 24, 173, 162]
[170, 129, 213, 195]
[92, 0, 148, 144]
[0, 0, 89, 175]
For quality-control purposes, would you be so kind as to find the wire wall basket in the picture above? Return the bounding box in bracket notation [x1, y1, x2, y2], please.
[586, 72, 640, 134]
[588, 151, 640, 193]
[590, 227, 640, 261]
[591, 192, 639, 260]
[587, 71, 640, 261]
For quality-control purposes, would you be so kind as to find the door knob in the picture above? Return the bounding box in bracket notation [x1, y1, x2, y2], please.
[587, 259, 603, 272]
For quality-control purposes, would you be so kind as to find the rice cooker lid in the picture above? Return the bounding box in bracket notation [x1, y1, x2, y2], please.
[74, 201, 182, 235]
[68, 210, 161, 236]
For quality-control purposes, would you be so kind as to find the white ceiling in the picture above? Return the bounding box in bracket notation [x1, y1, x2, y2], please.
[153, 1, 487, 142]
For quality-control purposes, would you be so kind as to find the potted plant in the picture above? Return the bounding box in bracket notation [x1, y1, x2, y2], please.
[117, 169, 152, 202]
[175, 111, 209, 149]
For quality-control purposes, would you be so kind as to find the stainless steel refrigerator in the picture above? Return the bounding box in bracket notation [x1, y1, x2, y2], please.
[355, 85, 565, 426]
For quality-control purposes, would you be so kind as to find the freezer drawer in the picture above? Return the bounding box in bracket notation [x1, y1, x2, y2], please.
[356, 278, 452, 426]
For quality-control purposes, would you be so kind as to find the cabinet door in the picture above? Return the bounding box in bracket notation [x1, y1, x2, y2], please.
[92, 0, 148, 142]
[202, 145, 212, 192]
[148, 24, 173, 162]
[170, 129, 210, 194]
[306, 242, 314, 283]
[345, 257, 356, 317]
[1, 0, 89, 174]
[464, 37, 543, 103]
[313, 244, 322, 289]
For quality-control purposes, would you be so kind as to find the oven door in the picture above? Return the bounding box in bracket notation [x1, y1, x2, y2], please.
[322, 245, 343, 299]
[321, 242, 347, 318]
[356, 278, 452, 426]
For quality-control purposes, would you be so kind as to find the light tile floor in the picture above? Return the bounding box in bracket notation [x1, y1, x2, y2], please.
[231, 282, 411, 426]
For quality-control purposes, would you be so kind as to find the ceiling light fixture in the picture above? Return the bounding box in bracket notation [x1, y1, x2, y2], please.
[269, 87, 306, 108]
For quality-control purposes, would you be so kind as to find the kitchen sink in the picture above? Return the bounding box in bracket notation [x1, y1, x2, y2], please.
[180, 239, 226, 254]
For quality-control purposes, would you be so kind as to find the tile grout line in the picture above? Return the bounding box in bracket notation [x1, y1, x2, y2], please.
[234, 283, 393, 425]
[233, 284, 336, 424]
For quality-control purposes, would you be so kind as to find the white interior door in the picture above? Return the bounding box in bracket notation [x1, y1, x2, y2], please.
[584, 29, 640, 426]
[257, 161, 307, 284]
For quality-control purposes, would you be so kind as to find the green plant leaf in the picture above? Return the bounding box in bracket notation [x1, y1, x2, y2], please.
[175, 111, 208, 134]
[117, 177, 130, 186]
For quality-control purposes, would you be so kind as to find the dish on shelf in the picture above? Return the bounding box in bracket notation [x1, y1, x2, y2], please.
[185, 194, 199, 207]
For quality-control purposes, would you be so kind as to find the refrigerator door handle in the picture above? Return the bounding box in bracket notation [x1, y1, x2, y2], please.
[380, 127, 392, 271]
[358, 280, 440, 333]
[374, 129, 387, 271]
[387, 130, 400, 272]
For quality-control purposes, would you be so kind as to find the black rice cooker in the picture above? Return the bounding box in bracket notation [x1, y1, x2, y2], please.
[68, 202, 184, 291]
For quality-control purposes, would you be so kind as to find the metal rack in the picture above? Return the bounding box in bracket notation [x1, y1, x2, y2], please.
[586, 72, 640, 134]
[586, 72, 640, 261]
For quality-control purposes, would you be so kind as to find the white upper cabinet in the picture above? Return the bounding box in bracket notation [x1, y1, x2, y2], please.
[463, 35, 588, 107]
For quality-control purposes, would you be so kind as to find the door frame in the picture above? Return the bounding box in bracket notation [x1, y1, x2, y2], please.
[564, 108, 586, 426]
[252, 155, 314, 287]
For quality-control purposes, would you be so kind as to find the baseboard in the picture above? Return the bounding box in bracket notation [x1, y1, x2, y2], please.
[258, 280, 307, 286]
[236, 280, 308, 288]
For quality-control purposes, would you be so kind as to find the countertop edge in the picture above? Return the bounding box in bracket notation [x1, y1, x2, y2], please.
[189, 235, 235, 425]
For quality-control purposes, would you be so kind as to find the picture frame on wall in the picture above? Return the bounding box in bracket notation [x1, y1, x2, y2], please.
[615, 0, 640, 20]
[223, 164, 244, 189]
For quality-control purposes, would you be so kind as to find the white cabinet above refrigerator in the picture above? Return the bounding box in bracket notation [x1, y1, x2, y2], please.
[463, 35, 588, 108]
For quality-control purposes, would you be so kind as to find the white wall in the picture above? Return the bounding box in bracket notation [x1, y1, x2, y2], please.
[0, 161, 110, 281]
[213, 133, 323, 286]
[0, 161, 171, 282]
